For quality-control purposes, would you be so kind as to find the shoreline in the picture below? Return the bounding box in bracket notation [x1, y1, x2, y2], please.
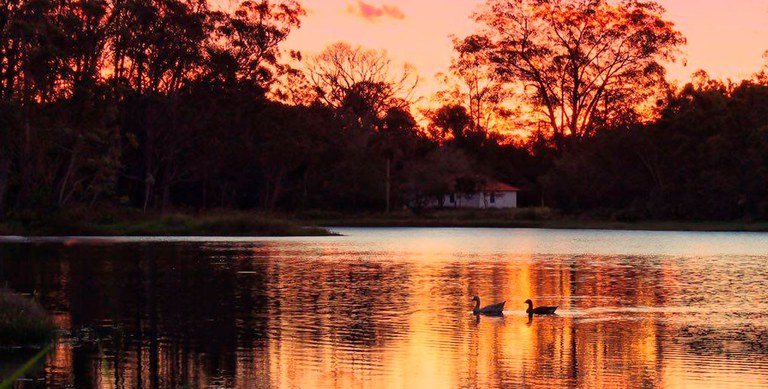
[2, 208, 767, 237]
[301, 208, 768, 232]
[317, 219, 768, 232]
[0, 211, 336, 237]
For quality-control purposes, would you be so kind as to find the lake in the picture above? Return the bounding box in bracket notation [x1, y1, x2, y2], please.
[1, 228, 768, 388]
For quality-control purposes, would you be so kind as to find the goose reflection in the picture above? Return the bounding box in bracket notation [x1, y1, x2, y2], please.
[474, 311, 505, 325]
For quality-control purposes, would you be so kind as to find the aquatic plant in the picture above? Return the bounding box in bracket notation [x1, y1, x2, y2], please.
[0, 288, 55, 347]
[0, 345, 52, 389]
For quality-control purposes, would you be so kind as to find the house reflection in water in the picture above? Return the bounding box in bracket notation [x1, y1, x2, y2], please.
[1, 234, 767, 388]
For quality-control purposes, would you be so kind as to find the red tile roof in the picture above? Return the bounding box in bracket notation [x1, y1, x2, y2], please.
[484, 181, 520, 192]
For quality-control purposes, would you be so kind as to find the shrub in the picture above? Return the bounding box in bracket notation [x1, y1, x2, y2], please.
[0, 289, 55, 347]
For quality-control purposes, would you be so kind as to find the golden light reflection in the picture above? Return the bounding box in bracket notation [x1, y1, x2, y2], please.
[2, 238, 768, 388]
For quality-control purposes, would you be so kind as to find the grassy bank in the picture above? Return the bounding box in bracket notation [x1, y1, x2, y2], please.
[1, 209, 335, 237]
[298, 208, 553, 228]
[0, 289, 55, 347]
[3, 207, 768, 236]
[299, 208, 768, 232]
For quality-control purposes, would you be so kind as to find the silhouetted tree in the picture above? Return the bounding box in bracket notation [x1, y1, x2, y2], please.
[433, 35, 517, 137]
[400, 147, 473, 209]
[463, 0, 685, 151]
[544, 70, 768, 221]
[5, 0, 768, 225]
[307, 42, 418, 120]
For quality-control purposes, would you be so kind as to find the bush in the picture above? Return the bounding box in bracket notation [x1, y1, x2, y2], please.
[513, 207, 553, 221]
[0, 289, 55, 347]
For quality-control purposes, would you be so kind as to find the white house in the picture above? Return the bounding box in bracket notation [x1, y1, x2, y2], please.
[442, 181, 519, 209]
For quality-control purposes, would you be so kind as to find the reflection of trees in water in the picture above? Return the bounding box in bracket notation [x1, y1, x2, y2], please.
[567, 255, 667, 308]
[565, 255, 666, 388]
[457, 254, 669, 388]
[2, 245, 768, 388]
[1, 243, 274, 388]
[263, 252, 413, 348]
[677, 322, 768, 357]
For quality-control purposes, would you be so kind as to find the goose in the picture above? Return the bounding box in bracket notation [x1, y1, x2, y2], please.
[524, 299, 558, 315]
[471, 295, 505, 315]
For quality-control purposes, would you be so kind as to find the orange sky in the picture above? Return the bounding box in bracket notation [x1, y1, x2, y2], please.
[286, 0, 768, 98]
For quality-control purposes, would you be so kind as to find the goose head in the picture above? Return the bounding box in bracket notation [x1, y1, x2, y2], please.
[471, 295, 480, 309]
[524, 299, 533, 306]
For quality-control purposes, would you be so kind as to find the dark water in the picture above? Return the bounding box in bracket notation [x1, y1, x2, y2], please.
[2, 228, 768, 388]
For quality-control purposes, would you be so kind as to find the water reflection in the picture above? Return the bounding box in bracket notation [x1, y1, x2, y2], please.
[0, 229, 767, 388]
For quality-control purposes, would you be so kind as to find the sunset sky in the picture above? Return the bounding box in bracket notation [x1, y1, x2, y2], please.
[286, 0, 768, 98]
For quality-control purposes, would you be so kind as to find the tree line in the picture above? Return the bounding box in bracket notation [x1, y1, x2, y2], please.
[1, 0, 767, 221]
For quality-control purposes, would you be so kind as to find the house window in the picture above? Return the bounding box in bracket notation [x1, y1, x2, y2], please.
[449, 193, 455, 203]
[490, 192, 496, 203]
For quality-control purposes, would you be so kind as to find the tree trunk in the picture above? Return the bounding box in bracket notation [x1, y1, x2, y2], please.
[15, 115, 31, 209]
[57, 137, 82, 206]
[385, 157, 391, 213]
[265, 166, 286, 210]
[0, 153, 9, 220]
[201, 180, 207, 210]
[301, 169, 310, 210]
[143, 172, 154, 214]
[161, 184, 171, 213]
[268, 177, 284, 211]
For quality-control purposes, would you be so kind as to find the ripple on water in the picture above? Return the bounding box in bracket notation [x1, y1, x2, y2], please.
[2, 229, 768, 388]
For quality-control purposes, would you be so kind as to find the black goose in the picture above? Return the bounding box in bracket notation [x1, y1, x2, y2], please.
[524, 299, 558, 315]
[472, 295, 505, 315]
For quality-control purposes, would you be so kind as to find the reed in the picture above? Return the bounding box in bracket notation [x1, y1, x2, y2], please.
[0, 345, 52, 389]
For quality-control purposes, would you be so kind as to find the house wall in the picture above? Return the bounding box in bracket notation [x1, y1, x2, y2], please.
[487, 191, 517, 208]
[442, 191, 517, 209]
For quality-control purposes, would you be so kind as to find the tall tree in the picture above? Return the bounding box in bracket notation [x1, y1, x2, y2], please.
[207, 0, 305, 86]
[464, 0, 685, 151]
[434, 35, 516, 136]
[1, 0, 63, 210]
[50, 0, 123, 207]
[307, 42, 418, 123]
[306, 43, 422, 211]
[0, 0, 25, 216]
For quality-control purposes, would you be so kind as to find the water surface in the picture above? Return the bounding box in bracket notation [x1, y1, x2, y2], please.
[1, 228, 767, 388]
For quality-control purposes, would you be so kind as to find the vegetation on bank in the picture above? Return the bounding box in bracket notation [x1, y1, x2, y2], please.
[299, 208, 768, 232]
[0, 209, 334, 237]
[1, 0, 768, 225]
[0, 289, 55, 347]
[299, 208, 553, 228]
[2, 207, 768, 236]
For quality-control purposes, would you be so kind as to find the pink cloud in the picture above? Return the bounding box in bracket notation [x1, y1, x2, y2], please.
[347, 1, 405, 22]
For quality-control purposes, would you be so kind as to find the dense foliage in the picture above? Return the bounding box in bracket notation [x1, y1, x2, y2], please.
[1, 0, 767, 222]
[462, 0, 685, 151]
[545, 73, 768, 220]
